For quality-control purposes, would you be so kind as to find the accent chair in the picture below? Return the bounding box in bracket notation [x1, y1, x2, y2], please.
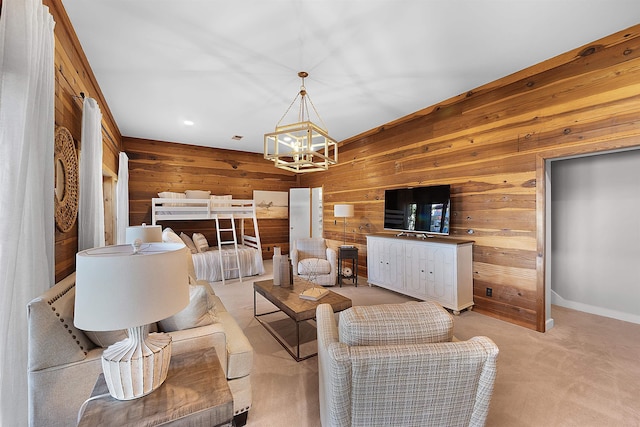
[290, 237, 338, 287]
[316, 301, 499, 427]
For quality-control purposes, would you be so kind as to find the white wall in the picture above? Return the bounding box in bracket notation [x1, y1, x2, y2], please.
[551, 149, 640, 324]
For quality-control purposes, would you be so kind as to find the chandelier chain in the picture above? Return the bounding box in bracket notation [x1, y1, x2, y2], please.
[276, 91, 301, 128]
[274, 73, 328, 131]
[305, 92, 328, 131]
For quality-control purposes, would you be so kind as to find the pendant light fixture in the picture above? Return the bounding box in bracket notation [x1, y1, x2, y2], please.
[264, 72, 338, 173]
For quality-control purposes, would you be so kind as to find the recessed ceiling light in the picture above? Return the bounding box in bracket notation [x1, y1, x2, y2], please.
[232, 135, 243, 140]
[183, 120, 194, 126]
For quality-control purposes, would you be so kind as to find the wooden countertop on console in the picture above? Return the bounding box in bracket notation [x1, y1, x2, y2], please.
[367, 233, 474, 245]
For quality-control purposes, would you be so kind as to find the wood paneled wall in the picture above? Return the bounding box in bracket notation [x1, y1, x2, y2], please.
[48, 0, 639, 331]
[47, 0, 122, 281]
[301, 25, 640, 331]
[124, 137, 298, 258]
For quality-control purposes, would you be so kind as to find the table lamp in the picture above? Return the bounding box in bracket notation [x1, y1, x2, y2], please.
[125, 223, 162, 244]
[74, 242, 189, 400]
[334, 204, 354, 247]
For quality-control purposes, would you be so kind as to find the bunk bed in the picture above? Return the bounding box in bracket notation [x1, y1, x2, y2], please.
[151, 196, 264, 284]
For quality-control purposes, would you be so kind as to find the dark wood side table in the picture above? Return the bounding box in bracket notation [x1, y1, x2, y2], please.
[78, 347, 233, 427]
[337, 246, 358, 287]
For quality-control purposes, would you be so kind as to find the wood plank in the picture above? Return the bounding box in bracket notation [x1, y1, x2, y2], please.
[124, 137, 296, 258]
[302, 25, 640, 331]
[50, 10, 640, 332]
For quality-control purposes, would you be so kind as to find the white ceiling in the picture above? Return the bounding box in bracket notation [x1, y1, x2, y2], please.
[61, 1, 640, 154]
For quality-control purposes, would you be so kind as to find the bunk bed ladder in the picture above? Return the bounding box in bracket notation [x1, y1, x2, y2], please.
[251, 210, 263, 269]
[214, 215, 243, 285]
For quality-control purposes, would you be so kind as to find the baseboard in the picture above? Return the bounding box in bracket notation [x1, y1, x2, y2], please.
[545, 317, 555, 331]
[551, 290, 640, 325]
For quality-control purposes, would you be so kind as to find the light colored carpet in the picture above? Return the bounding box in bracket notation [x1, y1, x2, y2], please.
[210, 261, 640, 426]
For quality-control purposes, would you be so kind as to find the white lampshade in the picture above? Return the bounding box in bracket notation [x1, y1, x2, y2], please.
[334, 204, 354, 218]
[75, 242, 188, 331]
[125, 224, 162, 244]
[74, 242, 189, 400]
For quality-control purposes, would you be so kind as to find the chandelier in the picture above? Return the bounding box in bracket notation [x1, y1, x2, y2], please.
[264, 71, 338, 173]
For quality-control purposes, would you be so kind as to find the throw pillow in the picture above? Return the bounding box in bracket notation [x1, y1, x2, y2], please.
[339, 301, 453, 346]
[84, 330, 128, 348]
[180, 232, 198, 254]
[162, 227, 184, 244]
[192, 232, 209, 253]
[158, 285, 217, 332]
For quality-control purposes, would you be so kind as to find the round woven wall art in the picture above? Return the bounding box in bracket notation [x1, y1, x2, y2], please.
[54, 126, 79, 232]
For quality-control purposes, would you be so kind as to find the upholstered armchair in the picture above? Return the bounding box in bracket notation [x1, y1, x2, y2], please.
[316, 301, 499, 427]
[290, 238, 337, 287]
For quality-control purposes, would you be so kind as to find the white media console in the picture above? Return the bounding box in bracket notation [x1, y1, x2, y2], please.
[366, 234, 474, 314]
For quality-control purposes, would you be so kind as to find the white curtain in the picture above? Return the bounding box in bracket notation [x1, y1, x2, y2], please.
[0, 0, 55, 425]
[116, 152, 129, 244]
[78, 97, 105, 250]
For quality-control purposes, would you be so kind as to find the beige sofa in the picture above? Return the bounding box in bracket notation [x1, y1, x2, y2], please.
[316, 301, 499, 427]
[27, 272, 253, 427]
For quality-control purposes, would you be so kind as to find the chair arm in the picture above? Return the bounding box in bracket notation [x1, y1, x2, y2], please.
[316, 304, 352, 427]
[168, 322, 227, 374]
[28, 349, 103, 427]
[316, 304, 339, 346]
[326, 247, 337, 282]
[469, 336, 499, 426]
[290, 248, 299, 275]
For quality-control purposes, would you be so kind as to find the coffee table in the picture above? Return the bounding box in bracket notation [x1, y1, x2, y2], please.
[77, 348, 233, 426]
[254, 278, 352, 361]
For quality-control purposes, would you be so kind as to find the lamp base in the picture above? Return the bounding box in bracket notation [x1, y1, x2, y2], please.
[101, 325, 172, 400]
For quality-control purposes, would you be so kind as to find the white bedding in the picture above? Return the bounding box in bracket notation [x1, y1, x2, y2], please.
[193, 246, 264, 282]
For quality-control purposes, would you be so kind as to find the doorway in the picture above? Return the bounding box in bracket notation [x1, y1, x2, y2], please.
[289, 187, 323, 250]
[544, 148, 640, 329]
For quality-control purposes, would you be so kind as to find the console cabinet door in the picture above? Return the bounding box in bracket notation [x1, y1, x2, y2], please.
[405, 242, 428, 296]
[425, 245, 455, 307]
[366, 237, 404, 291]
[366, 237, 385, 284]
[382, 240, 405, 291]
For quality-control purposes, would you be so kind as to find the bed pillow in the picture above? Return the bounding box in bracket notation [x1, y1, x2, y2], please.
[158, 285, 217, 332]
[180, 232, 198, 254]
[158, 191, 186, 207]
[210, 194, 232, 207]
[158, 191, 185, 199]
[185, 190, 211, 199]
[192, 233, 209, 253]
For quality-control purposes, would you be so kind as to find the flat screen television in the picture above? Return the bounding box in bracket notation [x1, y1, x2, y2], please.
[383, 185, 451, 235]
